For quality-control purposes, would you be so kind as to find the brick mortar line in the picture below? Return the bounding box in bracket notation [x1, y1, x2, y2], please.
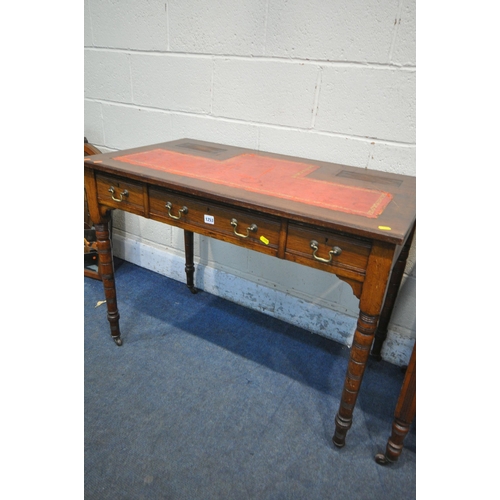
[85, 97, 416, 148]
[84, 46, 416, 71]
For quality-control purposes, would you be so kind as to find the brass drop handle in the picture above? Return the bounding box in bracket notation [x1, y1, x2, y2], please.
[165, 201, 188, 220]
[310, 240, 342, 263]
[108, 186, 129, 202]
[231, 218, 258, 238]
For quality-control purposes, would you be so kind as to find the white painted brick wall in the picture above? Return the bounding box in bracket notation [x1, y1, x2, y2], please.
[84, 50, 132, 102]
[84, 0, 416, 366]
[131, 54, 213, 113]
[169, 0, 268, 55]
[213, 59, 318, 127]
[87, 0, 169, 51]
[101, 103, 173, 150]
[265, 0, 399, 63]
[316, 67, 416, 143]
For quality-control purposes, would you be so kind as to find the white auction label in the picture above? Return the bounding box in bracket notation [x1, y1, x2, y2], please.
[204, 214, 215, 224]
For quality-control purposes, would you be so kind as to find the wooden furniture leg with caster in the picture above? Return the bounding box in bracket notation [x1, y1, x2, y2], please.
[332, 241, 394, 448]
[375, 342, 416, 465]
[94, 220, 122, 346]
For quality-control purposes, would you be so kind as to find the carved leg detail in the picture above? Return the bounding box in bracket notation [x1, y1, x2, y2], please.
[375, 343, 416, 465]
[375, 418, 412, 465]
[184, 230, 197, 294]
[95, 222, 122, 346]
[333, 311, 379, 447]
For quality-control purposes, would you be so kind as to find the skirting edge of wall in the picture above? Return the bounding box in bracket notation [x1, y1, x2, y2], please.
[111, 232, 413, 366]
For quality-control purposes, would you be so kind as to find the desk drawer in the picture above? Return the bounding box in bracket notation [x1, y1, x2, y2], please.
[96, 174, 146, 215]
[285, 223, 371, 274]
[149, 187, 281, 254]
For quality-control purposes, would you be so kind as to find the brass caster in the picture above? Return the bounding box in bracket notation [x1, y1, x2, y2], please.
[375, 453, 393, 465]
[332, 436, 345, 448]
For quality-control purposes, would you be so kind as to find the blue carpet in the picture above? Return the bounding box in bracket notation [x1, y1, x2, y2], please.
[85, 260, 416, 499]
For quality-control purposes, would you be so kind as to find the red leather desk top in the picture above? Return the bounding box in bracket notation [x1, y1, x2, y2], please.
[85, 139, 416, 244]
[114, 149, 392, 219]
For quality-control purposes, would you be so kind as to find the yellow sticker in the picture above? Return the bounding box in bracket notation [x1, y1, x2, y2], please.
[260, 236, 270, 245]
[378, 226, 392, 231]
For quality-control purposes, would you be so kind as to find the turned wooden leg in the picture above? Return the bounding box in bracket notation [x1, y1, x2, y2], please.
[371, 223, 415, 360]
[333, 311, 379, 447]
[95, 221, 122, 346]
[375, 343, 416, 465]
[184, 230, 197, 294]
[332, 241, 394, 448]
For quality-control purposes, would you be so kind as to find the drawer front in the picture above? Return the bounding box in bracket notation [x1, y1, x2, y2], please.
[96, 174, 146, 215]
[149, 187, 281, 254]
[285, 223, 371, 275]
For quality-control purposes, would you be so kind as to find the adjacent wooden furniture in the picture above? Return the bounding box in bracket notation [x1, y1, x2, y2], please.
[375, 342, 416, 464]
[84, 138, 103, 280]
[84, 138, 416, 448]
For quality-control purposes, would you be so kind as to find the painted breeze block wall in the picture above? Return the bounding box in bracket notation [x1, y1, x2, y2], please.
[84, 0, 416, 366]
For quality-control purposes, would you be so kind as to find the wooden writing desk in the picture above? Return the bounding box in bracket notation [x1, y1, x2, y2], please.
[84, 138, 416, 448]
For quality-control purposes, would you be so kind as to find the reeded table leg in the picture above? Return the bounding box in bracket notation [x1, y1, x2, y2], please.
[184, 230, 197, 294]
[95, 221, 122, 346]
[375, 343, 416, 465]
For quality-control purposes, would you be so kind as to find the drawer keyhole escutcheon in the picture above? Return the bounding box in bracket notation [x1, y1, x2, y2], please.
[231, 218, 258, 238]
[310, 240, 342, 263]
[108, 186, 129, 202]
[165, 201, 188, 220]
